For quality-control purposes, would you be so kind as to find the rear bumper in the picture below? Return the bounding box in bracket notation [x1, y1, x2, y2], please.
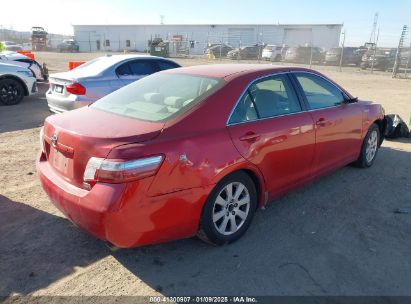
[46, 89, 92, 113]
[36, 154, 211, 248]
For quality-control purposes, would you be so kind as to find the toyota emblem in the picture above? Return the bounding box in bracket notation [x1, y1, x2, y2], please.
[51, 133, 58, 147]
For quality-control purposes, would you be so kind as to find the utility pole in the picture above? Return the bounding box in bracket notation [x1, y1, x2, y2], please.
[339, 30, 346, 71]
[369, 12, 379, 44]
[392, 25, 408, 78]
[371, 28, 380, 73]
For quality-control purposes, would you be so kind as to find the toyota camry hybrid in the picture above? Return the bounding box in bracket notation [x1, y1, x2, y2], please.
[37, 64, 386, 248]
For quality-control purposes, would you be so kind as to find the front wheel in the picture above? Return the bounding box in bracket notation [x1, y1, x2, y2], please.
[356, 123, 381, 168]
[197, 171, 257, 245]
[0, 78, 24, 105]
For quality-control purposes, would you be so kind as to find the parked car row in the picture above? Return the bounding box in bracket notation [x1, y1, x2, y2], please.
[0, 39, 80, 53]
[204, 43, 408, 71]
[1, 41, 24, 51]
[360, 48, 411, 72]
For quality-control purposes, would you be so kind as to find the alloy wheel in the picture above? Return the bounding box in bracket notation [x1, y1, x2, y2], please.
[0, 81, 21, 105]
[212, 182, 250, 236]
[366, 130, 378, 163]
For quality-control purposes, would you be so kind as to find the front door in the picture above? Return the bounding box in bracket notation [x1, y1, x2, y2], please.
[227, 74, 315, 199]
[292, 72, 363, 176]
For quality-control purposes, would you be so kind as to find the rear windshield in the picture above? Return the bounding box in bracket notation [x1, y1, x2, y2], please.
[91, 73, 222, 122]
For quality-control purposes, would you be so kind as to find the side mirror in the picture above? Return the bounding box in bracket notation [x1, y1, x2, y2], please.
[343, 97, 358, 104]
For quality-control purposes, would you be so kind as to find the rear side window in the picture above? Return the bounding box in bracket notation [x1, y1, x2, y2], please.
[295, 73, 345, 109]
[129, 60, 158, 75]
[157, 60, 179, 71]
[116, 63, 132, 76]
[229, 74, 301, 124]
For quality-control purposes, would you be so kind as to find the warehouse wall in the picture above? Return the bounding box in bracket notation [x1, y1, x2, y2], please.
[73, 24, 342, 54]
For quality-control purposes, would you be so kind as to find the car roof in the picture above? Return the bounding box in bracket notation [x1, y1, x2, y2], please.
[162, 64, 306, 79]
[50, 54, 177, 79]
[95, 54, 172, 65]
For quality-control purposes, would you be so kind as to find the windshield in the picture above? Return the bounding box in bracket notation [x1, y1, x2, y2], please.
[91, 73, 222, 122]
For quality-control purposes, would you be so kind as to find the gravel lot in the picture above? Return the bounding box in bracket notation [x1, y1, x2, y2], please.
[1, 52, 411, 298]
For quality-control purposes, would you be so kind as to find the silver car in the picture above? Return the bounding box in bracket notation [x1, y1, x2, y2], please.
[46, 54, 180, 113]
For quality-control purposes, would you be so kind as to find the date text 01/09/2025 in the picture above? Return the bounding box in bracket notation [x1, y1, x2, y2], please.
[149, 296, 258, 303]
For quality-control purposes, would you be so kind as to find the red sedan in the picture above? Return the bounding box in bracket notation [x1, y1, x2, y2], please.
[37, 64, 386, 248]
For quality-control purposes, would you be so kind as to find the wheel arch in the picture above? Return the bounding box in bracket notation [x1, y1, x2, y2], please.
[373, 118, 387, 146]
[209, 164, 267, 210]
[0, 75, 29, 96]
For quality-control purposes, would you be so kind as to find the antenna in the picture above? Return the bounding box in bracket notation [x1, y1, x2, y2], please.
[369, 12, 379, 43]
[160, 15, 165, 25]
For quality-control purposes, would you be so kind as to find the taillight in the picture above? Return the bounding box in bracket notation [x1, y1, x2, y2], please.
[66, 83, 86, 95]
[83, 155, 164, 186]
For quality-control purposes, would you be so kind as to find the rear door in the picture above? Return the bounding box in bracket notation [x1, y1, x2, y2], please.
[227, 73, 315, 199]
[291, 72, 363, 176]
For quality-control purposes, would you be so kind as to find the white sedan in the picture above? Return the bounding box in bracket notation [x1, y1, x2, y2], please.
[0, 62, 37, 105]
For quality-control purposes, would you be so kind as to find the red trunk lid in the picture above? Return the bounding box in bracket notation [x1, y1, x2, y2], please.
[43, 107, 163, 188]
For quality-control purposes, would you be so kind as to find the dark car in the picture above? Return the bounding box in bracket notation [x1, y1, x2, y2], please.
[205, 44, 233, 58]
[360, 48, 396, 71]
[227, 45, 264, 60]
[325, 47, 363, 66]
[284, 46, 324, 64]
[57, 40, 80, 52]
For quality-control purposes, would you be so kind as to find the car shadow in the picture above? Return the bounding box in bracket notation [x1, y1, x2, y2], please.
[1, 146, 411, 296]
[0, 82, 50, 133]
[0, 195, 108, 296]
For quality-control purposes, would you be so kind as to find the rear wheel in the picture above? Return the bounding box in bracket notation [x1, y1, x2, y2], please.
[0, 78, 24, 105]
[197, 171, 257, 245]
[356, 123, 380, 168]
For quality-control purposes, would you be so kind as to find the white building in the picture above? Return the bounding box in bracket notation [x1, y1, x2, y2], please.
[73, 24, 343, 54]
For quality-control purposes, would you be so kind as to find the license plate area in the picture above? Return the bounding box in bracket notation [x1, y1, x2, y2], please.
[55, 85, 64, 94]
[51, 148, 69, 174]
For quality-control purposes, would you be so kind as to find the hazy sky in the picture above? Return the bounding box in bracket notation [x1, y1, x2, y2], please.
[1, 0, 410, 46]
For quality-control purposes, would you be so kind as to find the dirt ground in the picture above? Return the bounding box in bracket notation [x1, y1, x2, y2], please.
[1, 52, 411, 298]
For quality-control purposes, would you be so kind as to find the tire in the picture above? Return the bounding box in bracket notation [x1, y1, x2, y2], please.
[0, 78, 24, 105]
[197, 171, 257, 245]
[356, 123, 380, 168]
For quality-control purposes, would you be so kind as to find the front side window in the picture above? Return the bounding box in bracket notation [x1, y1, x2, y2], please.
[295, 73, 346, 109]
[92, 73, 221, 122]
[229, 74, 301, 124]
